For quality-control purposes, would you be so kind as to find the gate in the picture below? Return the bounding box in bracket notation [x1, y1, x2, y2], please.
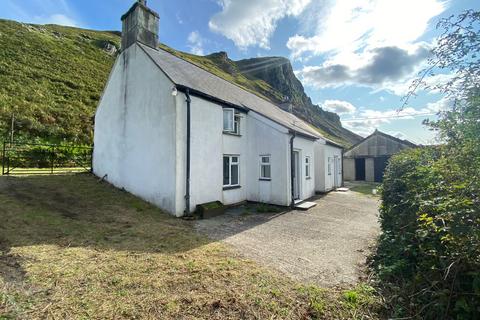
[1, 141, 93, 175]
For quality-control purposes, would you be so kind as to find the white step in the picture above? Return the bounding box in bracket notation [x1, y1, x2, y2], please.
[294, 201, 317, 210]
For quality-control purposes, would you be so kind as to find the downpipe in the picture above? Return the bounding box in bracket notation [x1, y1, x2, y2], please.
[290, 131, 296, 208]
[184, 88, 192, 217]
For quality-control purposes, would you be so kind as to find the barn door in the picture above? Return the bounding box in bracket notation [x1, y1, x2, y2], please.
[355, 158, 366, 181]
[374, 156, 389, 182]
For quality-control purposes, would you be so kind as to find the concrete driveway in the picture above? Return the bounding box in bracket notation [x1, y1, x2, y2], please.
[194, 190, 380, 287]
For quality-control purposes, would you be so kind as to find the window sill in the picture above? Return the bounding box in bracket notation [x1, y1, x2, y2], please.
[223, 185, 241, 191]
[259, 178, 271, 181]
[223, 131, 242, 137]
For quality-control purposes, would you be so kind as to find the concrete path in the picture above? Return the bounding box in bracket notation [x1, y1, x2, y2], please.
[195, 191, 380, 287]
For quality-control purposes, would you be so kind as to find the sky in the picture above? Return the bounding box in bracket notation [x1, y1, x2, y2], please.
[1, 0, 479, 144]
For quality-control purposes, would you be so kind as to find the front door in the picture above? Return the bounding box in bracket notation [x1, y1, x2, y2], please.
[293, 151, 300, 200]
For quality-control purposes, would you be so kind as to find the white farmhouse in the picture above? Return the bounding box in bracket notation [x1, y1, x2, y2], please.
[93, 0, 343, 217]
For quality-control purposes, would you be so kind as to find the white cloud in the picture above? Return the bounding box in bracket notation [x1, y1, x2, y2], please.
[187, 31, 205, 55]
[209, 0, 311, 49]
[321, 100, 356, 114]
[1, 0, 82, 27]
[288, 0, 445, 60]
[33, 13, 79, 27]
[340, 98, 451, 136]
[288, 0, 446, 95]
[296, 43, 432, 93]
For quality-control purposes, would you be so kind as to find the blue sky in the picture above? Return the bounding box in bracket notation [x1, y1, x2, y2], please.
[1, 0, 479, 144]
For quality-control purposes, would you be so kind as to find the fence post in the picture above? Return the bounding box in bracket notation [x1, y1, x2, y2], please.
[51, 146, 55, 174]
[2, 141, 5, 175]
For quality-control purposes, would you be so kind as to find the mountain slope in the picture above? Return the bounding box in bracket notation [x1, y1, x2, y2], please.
[0, 20, 120, 144]
[0, 19, 360, 146]
[235, 56, 361, 144]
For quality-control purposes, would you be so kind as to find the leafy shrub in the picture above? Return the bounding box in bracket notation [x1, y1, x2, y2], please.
[374, 101, 480, 319]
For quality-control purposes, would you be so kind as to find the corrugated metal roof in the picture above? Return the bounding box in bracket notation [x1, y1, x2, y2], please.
[138, 43, 321, 139]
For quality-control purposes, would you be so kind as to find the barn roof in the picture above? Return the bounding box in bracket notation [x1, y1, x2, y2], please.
[138, 43, 322, 140]
[344, 130, 417, 158]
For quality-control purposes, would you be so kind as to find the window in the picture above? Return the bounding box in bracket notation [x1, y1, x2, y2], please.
[305, 156, 311, 179]
[223, 155, 239, 187]
[223, 108, 240, 135]
[233, 112, 240, 135]
[223, 108, 234, 132]
[260, 155, 271, 180]
[328, 157, 332, 175]
[337, 157, 342, 174]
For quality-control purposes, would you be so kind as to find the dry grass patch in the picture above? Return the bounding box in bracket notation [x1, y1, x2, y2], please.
[0, 174, 382, 319]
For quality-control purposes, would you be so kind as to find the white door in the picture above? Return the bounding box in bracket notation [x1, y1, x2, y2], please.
[333, 156, 339, 188]
[293, 151, 300, 199]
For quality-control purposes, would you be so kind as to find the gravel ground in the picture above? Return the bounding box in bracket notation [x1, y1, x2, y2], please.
[194, 190, 380, 287]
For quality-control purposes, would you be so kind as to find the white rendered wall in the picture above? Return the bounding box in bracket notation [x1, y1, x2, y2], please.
[246, 111, 290, 206]
[315, 143, 343, 192]
[183, 95, 249, 211]
[93, 44, 179, 214]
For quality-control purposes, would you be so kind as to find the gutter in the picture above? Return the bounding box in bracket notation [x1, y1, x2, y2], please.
[184, 88, 191, 216]
[289, 131, 296, 208]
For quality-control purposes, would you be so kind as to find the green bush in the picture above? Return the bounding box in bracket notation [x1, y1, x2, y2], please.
[374, 100, 480, 318]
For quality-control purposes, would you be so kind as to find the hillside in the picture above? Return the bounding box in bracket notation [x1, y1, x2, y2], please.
[0, 19, 361, 146]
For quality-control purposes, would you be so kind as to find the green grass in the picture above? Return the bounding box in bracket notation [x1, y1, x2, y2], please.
[0, 174, 383, 319]
[348, 182, 381, 196]
[0, 20, 120, 144]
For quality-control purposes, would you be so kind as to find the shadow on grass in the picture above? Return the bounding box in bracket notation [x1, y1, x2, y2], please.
[0, 174, 214, 257]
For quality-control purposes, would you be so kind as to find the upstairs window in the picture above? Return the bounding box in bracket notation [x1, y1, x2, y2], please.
[305, 156, 311, 179]
[223, 108, 240, 135]
[223, 108, 234, 132]
[223, 155, 239, 187]
[260, 155, 271, 180]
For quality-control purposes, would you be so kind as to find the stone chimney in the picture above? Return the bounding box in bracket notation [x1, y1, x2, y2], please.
[121, 0, 160, 51]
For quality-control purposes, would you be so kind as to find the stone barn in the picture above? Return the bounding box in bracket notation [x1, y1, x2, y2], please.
[343, 130, 416, 182]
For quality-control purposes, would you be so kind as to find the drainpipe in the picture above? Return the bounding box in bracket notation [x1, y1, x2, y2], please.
[184, 88, 191, 216]
[290, 131, 296, 208]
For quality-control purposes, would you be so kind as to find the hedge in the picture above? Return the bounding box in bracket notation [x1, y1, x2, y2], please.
[374, 145, 480, 319]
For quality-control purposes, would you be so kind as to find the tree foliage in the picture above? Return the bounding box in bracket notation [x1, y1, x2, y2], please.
[375, 10, 480, 319]
[404, 10, 480, 106]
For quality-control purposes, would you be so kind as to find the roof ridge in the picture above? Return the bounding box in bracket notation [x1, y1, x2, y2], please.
[154, 46, 283, 108]
[138, 43, 321, 139]
[145, 44, 318, 135]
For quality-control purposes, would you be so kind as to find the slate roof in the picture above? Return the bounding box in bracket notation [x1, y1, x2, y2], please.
[138, 43, 322, 140]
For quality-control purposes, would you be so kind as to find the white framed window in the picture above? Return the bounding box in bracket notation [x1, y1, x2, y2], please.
[233, 112, 240, 135]
[223, 108, 234, 132]
[305, 156, 311, 179]
[337, 157, 342, 174]
[260, 155, 271, 180]
[223, 155, 240, 187]
[328, 157, 332, 175]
